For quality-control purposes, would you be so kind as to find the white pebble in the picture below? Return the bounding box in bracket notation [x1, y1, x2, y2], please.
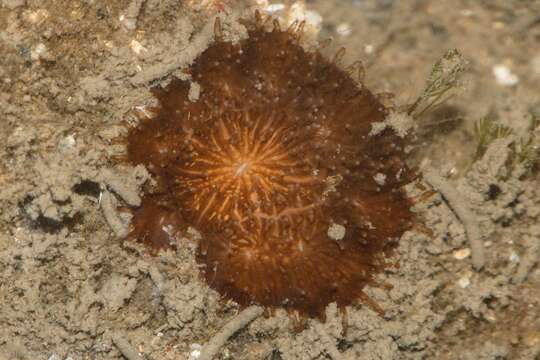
[493, 64, 519, 86]
[453, 248, 471, 260]
[327, 223, 346, 241]
[58, 134, 76, 152]
[509, 251, 520, 263]
[364, 44, 374, 54]
[485, 312, 497, 322]
[265, 4, 285, 13]
[190, 343, 202, 359]
[129, 39, 147, 55]
[373, 173, 386, 186]
[26, 9, 49, 24]
[336, 23, 352, 37]
[188, 82, 201, 102]
[31, 43, 48, 61]
[457, 276, 471, 288]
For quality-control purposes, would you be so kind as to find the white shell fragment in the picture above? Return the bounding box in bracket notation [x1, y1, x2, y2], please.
[364, 44, 374, 54]
[129, 39, 147, 55]
[31, 43, 48, 61]
[509, 251, 520, 263]
[58, 134, 76, 153]
[265, 3, 285, 13]
[336, 23, 352, 37]
[373, 173, 387, 186]
[457, 276, 471, 289]
[188, 82, 201, 102]
[189, 343, 202, 359]
[453, 248, 471, 260]
[327, 223, 346, 241]
[492, 64, 519, 86]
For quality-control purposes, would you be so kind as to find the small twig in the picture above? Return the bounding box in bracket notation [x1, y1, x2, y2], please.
[148, 265, 166, 291]
[512, 237, 539, 284]
[423, 169, 485, 270]
[99, 169, 142, 207]
[199, 306, 264, 360]
[313, 323, 343, 360]
[112, 334, 143, 360]
[100, 190, 129, 238]
[120, 0, 146, 31]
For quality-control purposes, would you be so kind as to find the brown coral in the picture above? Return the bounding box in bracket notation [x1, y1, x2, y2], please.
[126, 15, 415, 319]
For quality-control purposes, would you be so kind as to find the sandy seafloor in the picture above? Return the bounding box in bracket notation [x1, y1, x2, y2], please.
[1, 0, 540, 359]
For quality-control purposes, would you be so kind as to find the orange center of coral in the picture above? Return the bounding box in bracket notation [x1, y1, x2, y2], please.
[177, 110, 318, 228]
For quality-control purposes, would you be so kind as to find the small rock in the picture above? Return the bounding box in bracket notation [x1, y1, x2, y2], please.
[129, 39, 147, 55]
[509, 251, 520, 263]
[336, 23, 352, 37]
[425, 244, 443, 255]
[58, 134, 76, 152]
[24, 9, 49, 25]
[457, 276, 471, 288]
[484, 310, 497, 322]
[327, 223, 346, 241]
[364, 44, 374, 54]
[119, 14, 137, 30]
[373, 173, 386, 186]
[190, 343, 202, 359]
[30, 43, 51, 61]
[2, 0, 26, 9]
[188, 82, 201, 102]
[513, 203, 526, 216]
[453, 248, 471, 260]
[265, 3, 285, 13]
[493, 64, 519, 86]
[129, 39, 148, 55]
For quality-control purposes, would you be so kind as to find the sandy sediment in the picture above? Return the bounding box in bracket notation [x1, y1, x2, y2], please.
[0, 1, 539, 359]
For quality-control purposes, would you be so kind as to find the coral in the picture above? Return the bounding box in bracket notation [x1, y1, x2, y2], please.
[126, 15, 415, 319]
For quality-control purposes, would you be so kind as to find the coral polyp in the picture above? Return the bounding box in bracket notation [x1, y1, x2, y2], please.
[126, 16, 415, 319]
[175, 109, 320, 229]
